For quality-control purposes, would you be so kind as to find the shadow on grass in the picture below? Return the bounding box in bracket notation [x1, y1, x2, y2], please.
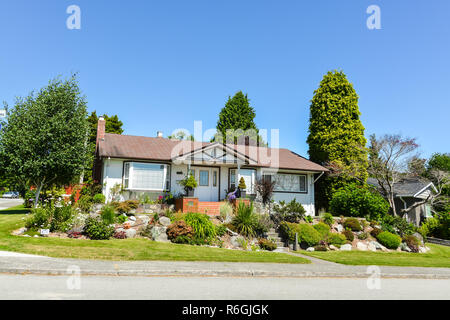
[0, 206, 30, 215]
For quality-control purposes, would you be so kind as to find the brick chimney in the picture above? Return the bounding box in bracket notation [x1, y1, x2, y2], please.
[96, 116, 106, 148]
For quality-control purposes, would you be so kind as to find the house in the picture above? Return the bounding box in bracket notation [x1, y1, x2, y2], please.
[93, 118, 328, 216]
[367, 177, 437, 226]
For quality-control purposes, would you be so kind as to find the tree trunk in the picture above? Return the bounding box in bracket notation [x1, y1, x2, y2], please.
[34, 181, 44, 208]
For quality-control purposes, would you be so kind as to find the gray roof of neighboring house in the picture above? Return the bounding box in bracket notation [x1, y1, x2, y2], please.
[367, 177, 435, 198]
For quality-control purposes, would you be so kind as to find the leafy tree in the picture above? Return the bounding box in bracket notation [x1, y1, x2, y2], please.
[168, 130, 195, 141]
[85, 111, 124, 182]
[215, 91, 266, 146]
[87, 111, 123, 146]
[307, 70, 368, 211]
[0, 74, 90, 206]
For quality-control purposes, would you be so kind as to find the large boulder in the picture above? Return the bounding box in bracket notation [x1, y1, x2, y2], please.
[412, 232, 424, 245]
[356, 242, 368, 251]
[400, 243, 412, 252]
[151, 226, 169, 242]
[334, 224, 344, 233]
[306, 247, 315, 252]
[340, 244, 352, 251]
[367, 242, 377, 252]
[230, 235, 245, 248]
[125, 228, 137, 239]
[329, 245, 339, 251]
[159, 216, 171, 227]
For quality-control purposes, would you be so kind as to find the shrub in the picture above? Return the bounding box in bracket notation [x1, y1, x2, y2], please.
[370, 227, 382, 238]
[25, 207, 51, 229]
[77, 195, 93, 212]
[258, 238, 277, 251]
[279, 222, 321, 247]
[215, 224, 227, 237]
[313, 222, 330, 239]
[304, 215, 313, 223]
[321, 213, 334, 226]
[116, 214, 128, 224]
[254, 177, 275, 205]
[83, 217, 115, 240]
[172, 235, 193, 244]
[219, 202, 233, 221]
[381, 215, 416, 237]
[294, 223, 320, 246]
[343, 218, 362, 231]
[114, 202, 131, 214]
[418, 213, 450, 240]
[271, 199, 306, 225]
[167, 220, 194, 241]
[113, 230, 127, 239]
[232, 202, 258, 237]
[254, 213, 274, 235]
[101, 205, 116, 225]
[327, 233, 347, 246]
[92, 193, 106, 204]
[184, 212, 216, 240]
[329, 183, 390, 221]
[125, 199, 140, 209]
[342, 230, 354, 241]
[313, 245, 328, 251]
[377, 231, 402, 249]
[50, 205, 76, 232]
[358, 232, 368, 240]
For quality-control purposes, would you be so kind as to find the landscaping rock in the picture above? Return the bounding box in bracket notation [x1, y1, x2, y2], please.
[129, 216, 136, 221]
[334, 224, 343, 233]
[230, 235, 244, 248]
[356, 242, 368, 251]
[412, 232, 424, 245]
[418, 246, 430, 253]
[329, 245, 338, 251]
[340, 244, 352, 251]
[125, 228, 137, 239]
[92, 204, 104, 212]
[89, 213, 100, 219]
[367, 242, 377, 252]
[159, 216, 171, 227]
[151, 226, 169, 242]
[370, 241, 387, 251]
[12, 227, 27, 236]
[306, 247, 315, 252]
[400, 243, 412, 252]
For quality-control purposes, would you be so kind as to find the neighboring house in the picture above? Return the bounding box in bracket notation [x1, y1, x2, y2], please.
[93, 118, 328, 216]
[367, 177, 437, 226]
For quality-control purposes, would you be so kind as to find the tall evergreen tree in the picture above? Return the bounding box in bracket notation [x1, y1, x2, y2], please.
[215, 91, 260, 145]
[307, 70, 368, 211]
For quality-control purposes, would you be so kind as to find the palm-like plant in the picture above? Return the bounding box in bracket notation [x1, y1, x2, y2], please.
[232, 202, 257, 237]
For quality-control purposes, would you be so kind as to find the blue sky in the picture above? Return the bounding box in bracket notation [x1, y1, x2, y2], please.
[0, 0, 448, 158]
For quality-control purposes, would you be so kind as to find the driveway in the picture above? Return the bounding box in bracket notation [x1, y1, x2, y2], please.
[0, 198, 23, 211]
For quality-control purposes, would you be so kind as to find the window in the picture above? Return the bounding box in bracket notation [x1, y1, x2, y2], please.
[270, 173, 307, 193]
[123, 162, 130, 189]
[229, 169, 236, 190]
[213, 171, 217, 187]
[123, 162, 170, 191]
[199, 170, 209, 186]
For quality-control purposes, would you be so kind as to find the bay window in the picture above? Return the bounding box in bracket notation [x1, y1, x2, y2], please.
[123, 162, 171, 191]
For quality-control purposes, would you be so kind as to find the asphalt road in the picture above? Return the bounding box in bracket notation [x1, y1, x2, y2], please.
[0, 274, 449, 300]
[0, 198, 23, 210]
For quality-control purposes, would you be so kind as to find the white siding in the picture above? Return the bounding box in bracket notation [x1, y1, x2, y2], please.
[102, 159, 125, 202]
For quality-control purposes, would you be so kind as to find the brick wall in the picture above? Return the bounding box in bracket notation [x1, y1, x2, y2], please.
[198, 202, 221, 216]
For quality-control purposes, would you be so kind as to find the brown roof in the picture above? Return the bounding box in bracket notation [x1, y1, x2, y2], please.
[98, 133, 328, 172]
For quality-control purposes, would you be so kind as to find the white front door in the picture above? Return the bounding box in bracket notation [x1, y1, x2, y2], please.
[193, 167, 219, 201]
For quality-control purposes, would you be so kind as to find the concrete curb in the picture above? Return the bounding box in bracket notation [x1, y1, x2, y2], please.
[1, 267, 449, 279]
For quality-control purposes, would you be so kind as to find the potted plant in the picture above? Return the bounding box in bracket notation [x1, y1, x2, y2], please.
[238, 177, 247, 198]
[178, 173, 197, 197]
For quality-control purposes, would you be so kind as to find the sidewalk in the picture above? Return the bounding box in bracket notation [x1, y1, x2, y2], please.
[0, 251, 449, 279]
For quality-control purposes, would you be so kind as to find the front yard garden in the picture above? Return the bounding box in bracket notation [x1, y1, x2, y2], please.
[0, 205, 309, 263]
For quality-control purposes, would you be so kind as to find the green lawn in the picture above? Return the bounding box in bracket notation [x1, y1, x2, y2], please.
[0, 205, 309, 264]
[302, 243, 450, 268]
